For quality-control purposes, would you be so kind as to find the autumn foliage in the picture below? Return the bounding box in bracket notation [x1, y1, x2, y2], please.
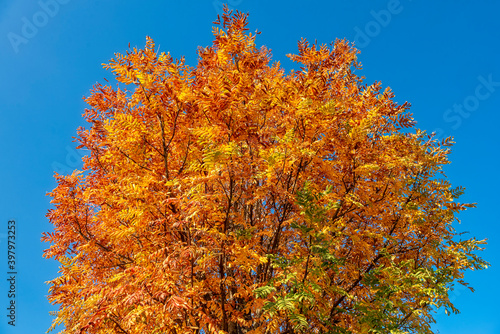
[43, 8, 487, 334]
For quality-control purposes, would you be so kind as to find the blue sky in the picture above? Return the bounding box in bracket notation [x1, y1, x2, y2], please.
[1, 1, 498, 333]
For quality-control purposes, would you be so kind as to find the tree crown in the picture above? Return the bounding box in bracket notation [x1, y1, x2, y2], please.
[43, 7, 488, 334]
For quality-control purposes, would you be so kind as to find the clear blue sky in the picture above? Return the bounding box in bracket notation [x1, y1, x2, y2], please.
[1, 1, 498, 333]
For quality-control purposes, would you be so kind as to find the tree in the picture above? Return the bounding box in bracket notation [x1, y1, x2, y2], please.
[43, 7, 488, 334]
